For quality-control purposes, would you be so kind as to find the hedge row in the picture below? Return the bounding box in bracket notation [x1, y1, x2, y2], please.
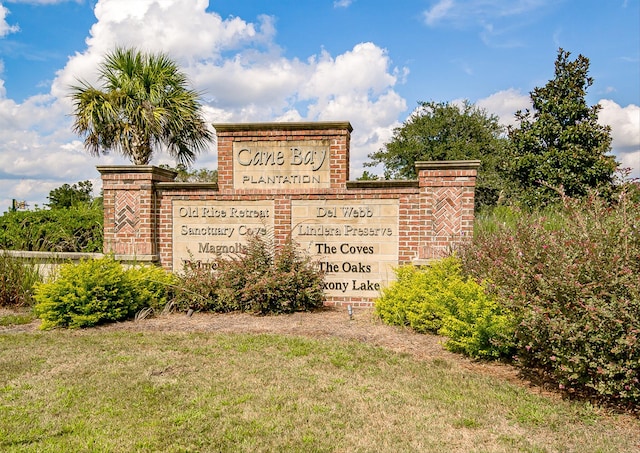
[0, 204, 103, 253]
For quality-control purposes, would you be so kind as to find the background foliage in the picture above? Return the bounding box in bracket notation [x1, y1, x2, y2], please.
[366, 100, 509, 209]
[0, 252, 42, 307]
[47, 180, 96, 209]
[0, 203, 103, 252]
[159, 164, 218, 183]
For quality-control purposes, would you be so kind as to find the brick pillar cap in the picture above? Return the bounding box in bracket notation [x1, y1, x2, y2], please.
[415, 160, 481, 171]
[96, 165, 178, 179]
[212, 121, 353, 133]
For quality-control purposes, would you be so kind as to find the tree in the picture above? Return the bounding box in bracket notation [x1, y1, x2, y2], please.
[159, 164, 218, 183]
[507, 48, 618, 207]
[356, 170, 379, 181]
[47, 180, 94, 209]
[70, 47, 212, 166]
[366, 100, 509, 208]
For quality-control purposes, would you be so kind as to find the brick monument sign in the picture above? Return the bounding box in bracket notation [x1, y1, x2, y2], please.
[98, 122, 480, 306]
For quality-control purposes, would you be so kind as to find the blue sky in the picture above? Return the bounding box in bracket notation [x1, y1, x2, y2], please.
[0, 0, 638, 213]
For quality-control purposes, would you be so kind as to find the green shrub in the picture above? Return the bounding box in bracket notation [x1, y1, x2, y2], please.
[127, 264, 179, 313]
[0, 203, 103, 252]
[375, 257, 515, 359]
[173, 259, 227, 312]
[438, 285, 516, 359]
[460, 191, 640, 405]
[375, 263, 450, 333]
[174, 235, 325, 315]
[0, 252, 42, 307]
[242, 238, 325, 314]
[33, 256, 175, 329]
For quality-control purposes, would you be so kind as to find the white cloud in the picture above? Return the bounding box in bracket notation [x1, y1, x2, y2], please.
[424, 0, 552, 26]
[598, 100, 640, 148]
[52, 1, 279, 99]
[333, 0, 353, 8]
[598, 99, 640, 178]
[303, 44, 399, 99]
[424, 0, 555, 47]
[5, 0, 78, 4]
[424, 0, 455, 26]
[476, 88, 531, 126]
[87, 0, 275, 57]
[0, 2, 19, 37]
[191, 55, 309, 110]
[0, 0, 407, 212]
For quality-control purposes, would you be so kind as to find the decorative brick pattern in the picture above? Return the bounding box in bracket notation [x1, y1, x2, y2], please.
[98, 123, 480, 307]
[114, 192, 139, 234]
[433, 187, 463, 238]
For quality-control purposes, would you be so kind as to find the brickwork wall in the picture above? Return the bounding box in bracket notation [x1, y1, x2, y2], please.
[416, 162, 479, 260]
[99, 122, 479, 306]
[98, 166, 177, 258]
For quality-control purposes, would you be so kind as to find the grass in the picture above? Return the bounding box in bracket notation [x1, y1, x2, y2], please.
[1, 330, 639, 452]
[0, 252, 42, 308]
[473, 204, 568, 236]
[0, 312, 34, 326]
[0, 307, 36, 326]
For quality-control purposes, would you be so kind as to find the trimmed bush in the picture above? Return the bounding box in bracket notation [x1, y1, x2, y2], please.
[174, 235, 325, 315]
[34, 256, 175, 329]
[375, 257, 515, 359]
[460, 192, 640, 405]
[127, 264, 179, 313]
[0, 252, 42, 307]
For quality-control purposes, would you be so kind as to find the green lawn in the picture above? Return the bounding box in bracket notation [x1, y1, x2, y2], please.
[1, 329, 638, 452]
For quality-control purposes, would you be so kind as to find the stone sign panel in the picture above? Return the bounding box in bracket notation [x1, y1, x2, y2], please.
[233, 140, 331, 189]
[291, 199, 399, 298]
[172, 200, 275, 271]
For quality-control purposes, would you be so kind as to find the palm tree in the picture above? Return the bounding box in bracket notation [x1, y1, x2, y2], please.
[70, 47, 212, 165]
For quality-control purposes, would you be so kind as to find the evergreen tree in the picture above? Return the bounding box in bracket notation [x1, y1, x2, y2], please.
[507, 49, 617, 207]
[47, 181, 94, 209]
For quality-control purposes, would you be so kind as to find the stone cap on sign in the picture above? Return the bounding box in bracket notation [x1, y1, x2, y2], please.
[155, 182, 219, 191]
[415, 160, 481, 170]
[346, 180, 419, 189]
[213, 121, 353, 133]
[97, 165, 178, 179]
[415, 160, 481, 187]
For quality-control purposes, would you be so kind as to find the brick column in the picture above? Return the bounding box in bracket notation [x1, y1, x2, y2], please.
[97, 166, 177, 260]
[416, 160, 480, 261]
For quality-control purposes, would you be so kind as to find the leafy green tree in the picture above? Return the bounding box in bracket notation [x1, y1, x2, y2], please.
[159, 164, 218, 183]
[70, 47, 212, 166]
[356, 170, 380, 181]
[366, 101, 509, 208]
[507, 48, 618, 207]
[47, 180, 94, 209]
